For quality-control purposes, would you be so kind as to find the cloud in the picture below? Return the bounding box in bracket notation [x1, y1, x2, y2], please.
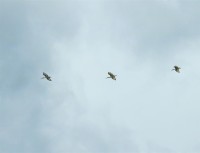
[1, 0, 200, 153]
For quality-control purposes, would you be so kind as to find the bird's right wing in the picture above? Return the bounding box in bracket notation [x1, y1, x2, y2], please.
[108, 72, 114, 77]
[43, 72, 47, 76]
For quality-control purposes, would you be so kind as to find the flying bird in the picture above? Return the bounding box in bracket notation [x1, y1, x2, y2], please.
[172, 66, 181, 73]
[41, 72, 52, 81]
[107, 72, 117, 80]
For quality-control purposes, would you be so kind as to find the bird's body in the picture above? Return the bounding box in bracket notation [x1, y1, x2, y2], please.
[41, 72, 52, 81]
[172, 66, 181, 73]
[107, 72, 117, 80]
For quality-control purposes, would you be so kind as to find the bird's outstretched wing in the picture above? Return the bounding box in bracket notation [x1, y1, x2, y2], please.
[43, 72, 48, 77]
[108, 72, 114, 77]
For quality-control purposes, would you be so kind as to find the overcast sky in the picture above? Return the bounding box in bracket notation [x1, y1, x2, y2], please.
[1, 0, 200, 153]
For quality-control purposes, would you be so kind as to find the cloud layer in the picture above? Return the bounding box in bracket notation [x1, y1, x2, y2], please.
[1, 0, 200, 153]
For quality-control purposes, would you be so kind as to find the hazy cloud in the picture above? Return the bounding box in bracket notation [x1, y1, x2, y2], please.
[1, 0, 200, 153]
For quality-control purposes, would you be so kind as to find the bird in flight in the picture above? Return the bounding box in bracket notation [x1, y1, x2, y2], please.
[172, 65, 181, 73]
[106, 72, 117, 80]
[41, 72, 52, 81]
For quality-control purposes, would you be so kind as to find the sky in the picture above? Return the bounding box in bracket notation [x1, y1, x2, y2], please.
[0, 0, 200, 153]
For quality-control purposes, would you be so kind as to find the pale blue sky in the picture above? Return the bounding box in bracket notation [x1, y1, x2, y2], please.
[1, 0, 200, 153]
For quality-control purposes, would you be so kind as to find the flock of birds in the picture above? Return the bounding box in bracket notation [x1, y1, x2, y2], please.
[41, 65, 181, 81]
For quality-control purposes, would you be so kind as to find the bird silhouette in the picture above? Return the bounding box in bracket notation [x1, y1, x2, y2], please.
[106, 72, 117, 80]
[41, 72, 52, 81]
[172, 66, 181, 73]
